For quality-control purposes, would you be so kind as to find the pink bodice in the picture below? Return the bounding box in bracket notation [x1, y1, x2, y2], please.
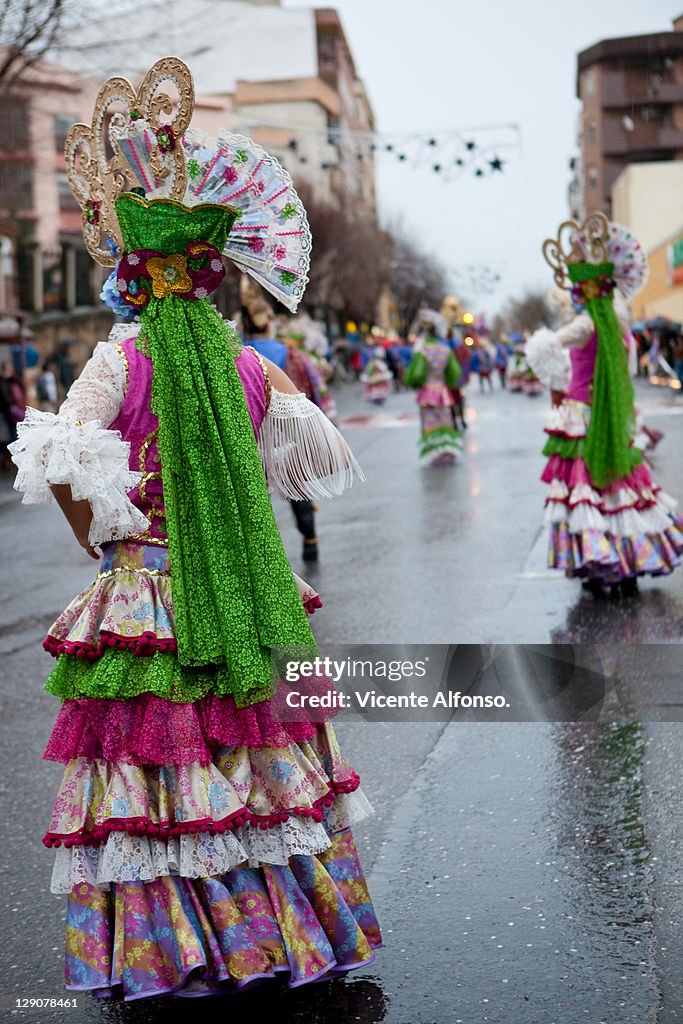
[109, 337, 268, 545]
[565, 331, 597, 404]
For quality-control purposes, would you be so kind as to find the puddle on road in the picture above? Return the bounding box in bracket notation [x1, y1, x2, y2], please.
[87, 976, 389, 1024]
[551, 586, 683, 644]
[551, 721, 654, 972]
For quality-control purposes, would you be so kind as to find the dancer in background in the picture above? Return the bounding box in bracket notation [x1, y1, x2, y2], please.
[526, 213, 683, 598]
[9, 57, 379, 1001]
[361, 345, 393, 404]
[405, 309, 462, 465]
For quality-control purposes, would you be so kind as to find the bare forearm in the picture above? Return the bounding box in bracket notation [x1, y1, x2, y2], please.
[51, 484, 99, 559]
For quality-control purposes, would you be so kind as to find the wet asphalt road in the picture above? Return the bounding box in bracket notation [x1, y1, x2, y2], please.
[1, 377, 682, 1023]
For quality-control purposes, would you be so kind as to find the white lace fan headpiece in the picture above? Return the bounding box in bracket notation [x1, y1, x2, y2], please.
[181, 130, 311, 313]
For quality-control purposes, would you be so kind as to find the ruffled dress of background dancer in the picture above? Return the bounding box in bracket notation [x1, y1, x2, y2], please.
[525, 212, 683, 599]
[404, 309, 462, 465]
[9, 57, 380, 1000]
[361, 346, 393, 404]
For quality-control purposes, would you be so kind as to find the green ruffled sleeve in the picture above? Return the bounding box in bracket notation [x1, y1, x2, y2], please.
[444, 352, 461, 389]
[404, 351, 428, 388]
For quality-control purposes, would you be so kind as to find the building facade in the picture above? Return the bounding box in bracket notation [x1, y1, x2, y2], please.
[0, 1, 376, 316]
[572, 16, 683, 218]
[630, 228, 683, 322]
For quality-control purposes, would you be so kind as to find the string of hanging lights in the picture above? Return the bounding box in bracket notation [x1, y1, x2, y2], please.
[244, 120, 521, 182]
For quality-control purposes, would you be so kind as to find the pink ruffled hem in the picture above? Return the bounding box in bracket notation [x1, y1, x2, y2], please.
[43, 630, 177, 660]
[43, 685, 341, 765]
[541, 455, 656, 494]
[42, 773, 361, 848]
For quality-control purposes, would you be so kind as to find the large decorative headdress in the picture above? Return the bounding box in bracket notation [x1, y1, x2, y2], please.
[64, 57, 316, 703]
[65, 56, 311, 311]
[543, 212, 647, 305]
[542, 213, 647, 488]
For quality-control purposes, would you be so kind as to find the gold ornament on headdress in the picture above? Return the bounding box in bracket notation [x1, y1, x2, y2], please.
[64, 56, 195, 267]
[440, 295, 462, 328]
[542, 211, 609, 290]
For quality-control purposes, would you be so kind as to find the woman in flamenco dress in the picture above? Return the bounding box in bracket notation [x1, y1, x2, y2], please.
[525, 212, 683, 598]
[10, 58, 380, 1000]
[404, 310, 462, 465]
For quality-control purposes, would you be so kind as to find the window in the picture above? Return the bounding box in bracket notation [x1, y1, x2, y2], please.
[0, 98, 30, 150]
[585, 121, 596, 144]
[0, 161, 33, 210]
[641, 105, 665, 122]
[57, 171, 79, 211]
[582, 69, 596, 99]
[587, 166, 598, 187]
[54, 115, 75, 152]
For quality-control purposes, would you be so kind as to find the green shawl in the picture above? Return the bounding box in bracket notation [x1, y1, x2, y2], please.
[115, 194, 316, 705]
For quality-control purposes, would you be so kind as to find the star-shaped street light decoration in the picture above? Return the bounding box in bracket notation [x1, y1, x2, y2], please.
[489, 157, 504, 172]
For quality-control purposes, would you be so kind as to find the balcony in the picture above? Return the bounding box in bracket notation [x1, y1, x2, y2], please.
[601, 119, 683, 155]
[601, 73, 683, 108]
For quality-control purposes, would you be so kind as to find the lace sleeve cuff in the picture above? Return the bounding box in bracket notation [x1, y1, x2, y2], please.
[9, 409, 149, 546]
[258, 389, 364, 500]
[525, 328, 570, 391]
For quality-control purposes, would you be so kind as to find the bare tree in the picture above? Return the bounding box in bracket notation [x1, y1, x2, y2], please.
[500, 289, 553, 334]
[386, 227, 448, 334]
[296, 182, 390, 327]
[0, 0, 71, 92]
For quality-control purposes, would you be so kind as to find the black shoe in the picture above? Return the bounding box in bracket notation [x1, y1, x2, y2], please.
[581, 579, 605, 599]
[620, 576, 639, 598]
[609, 583, 621, 601]
[303, 539, 318, 563]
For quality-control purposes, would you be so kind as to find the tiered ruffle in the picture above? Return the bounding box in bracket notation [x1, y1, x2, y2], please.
[44, 541, 321, 661]
[64, 832, 380, 1000]
[419, 406, 461, 466]
[541, 401, 683, 582]
[43, 539, 379, 998]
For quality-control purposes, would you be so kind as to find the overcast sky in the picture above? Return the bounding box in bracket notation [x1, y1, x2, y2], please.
[285, 0, 680, 315]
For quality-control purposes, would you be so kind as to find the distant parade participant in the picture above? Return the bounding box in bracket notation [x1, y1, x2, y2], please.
[240, 287, 326, 564]
[450, 334, 471, 430]
[404, 309, 462, 465]
[506, 350, 527, 392]
[470, 344, 494, 392]
[361, 346, 393, 404]
[526, 213, 683, 598]
[494, 340, 509, 388]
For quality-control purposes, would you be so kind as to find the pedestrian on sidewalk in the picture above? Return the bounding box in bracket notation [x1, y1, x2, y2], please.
[526, 213, 683, 599]
[0, 359, 25, 445]
[9, 56, 379, 1003]
[673, 333, 683, 392]
[36, 359, 59, 413]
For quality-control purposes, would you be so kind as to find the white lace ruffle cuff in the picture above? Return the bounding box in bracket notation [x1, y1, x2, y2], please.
[9, 408, 149, 546]
[259, 390, 365, 501]
[525, 327, 570, 392]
